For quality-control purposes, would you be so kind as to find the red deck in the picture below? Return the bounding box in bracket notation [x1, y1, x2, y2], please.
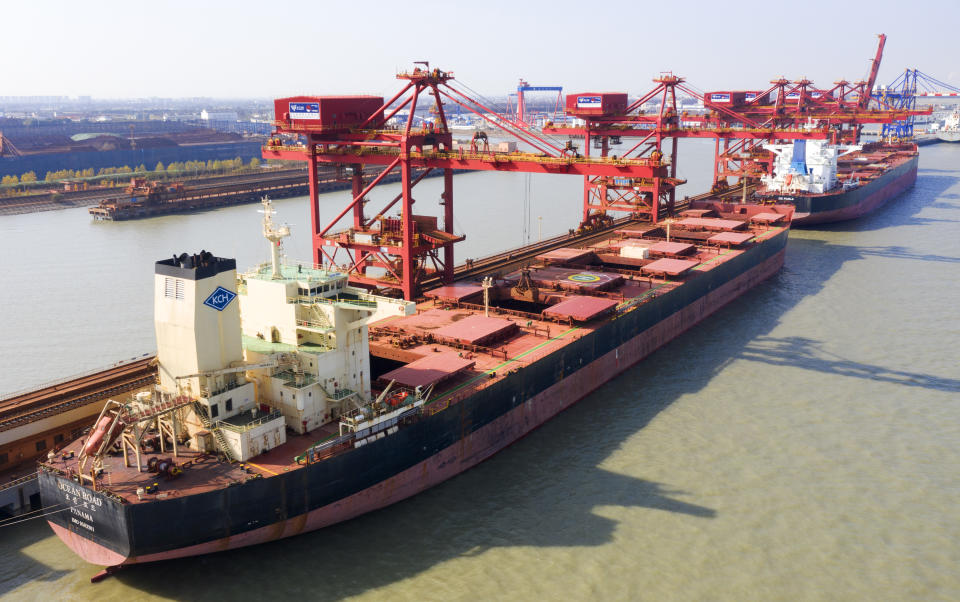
[708, 231, 755, 245]
[543, 295, 618, 322]
[678, 217, 747, 231]
[434, 314, 519, 346]
[516, 266, 624, 292]
[615, 225, 660, 238]
[535, 247, 596, 265]
[423, 284, 484, 302]
[648, 241, 695, 257]
[680, 208, 716, 217]
[750, 212, 787, 224]
[380, 353, 475, 387]
[642, 257, 700, 277]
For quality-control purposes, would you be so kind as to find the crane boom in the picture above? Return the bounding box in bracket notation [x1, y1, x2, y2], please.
[861, 33, 887, 109]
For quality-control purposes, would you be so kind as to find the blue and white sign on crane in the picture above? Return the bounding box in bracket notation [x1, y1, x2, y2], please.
[289, 102, 321, 120]
[577, 96, 602, 108]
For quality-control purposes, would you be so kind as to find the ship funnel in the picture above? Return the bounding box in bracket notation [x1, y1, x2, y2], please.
[153, 252, 241, 396]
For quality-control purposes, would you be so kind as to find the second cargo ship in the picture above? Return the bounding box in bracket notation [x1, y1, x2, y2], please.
[757, 139, 918, 225]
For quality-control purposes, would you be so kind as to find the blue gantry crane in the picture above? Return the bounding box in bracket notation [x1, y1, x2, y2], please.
[874, 69, 960, 139]
[512, 79, 563, 126]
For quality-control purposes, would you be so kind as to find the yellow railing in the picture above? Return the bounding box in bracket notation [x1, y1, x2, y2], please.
[263, 144, 662, 168]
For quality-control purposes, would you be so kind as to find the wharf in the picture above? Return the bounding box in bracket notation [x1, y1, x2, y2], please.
[0, 355, 156, 516]
[0, 169, 308, 217]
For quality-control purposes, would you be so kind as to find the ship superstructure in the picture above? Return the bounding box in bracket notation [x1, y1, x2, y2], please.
[68, 197, 416, 492]
[759, 139, 861, 195]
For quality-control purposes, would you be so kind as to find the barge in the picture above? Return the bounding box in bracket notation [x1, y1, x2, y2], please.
[87, 166, 450, 221]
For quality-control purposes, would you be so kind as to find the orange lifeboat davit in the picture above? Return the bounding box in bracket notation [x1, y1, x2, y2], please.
[81, 414, 121, 457]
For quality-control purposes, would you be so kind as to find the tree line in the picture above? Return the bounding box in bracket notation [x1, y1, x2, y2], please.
[0, 157, 261, 191]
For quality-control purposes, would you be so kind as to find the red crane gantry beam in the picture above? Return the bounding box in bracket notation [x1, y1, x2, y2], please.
[264, 65, 667, 301]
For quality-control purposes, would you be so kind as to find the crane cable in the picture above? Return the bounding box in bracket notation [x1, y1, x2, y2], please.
[447, 79, 570, 149]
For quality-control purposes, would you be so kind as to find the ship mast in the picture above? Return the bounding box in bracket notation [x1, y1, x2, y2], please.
[259, 196, 290, 279]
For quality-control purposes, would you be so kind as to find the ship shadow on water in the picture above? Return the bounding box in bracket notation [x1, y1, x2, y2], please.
[109, 236, 876, 600]
[0, 521, 71, 596]
[738, 336, 960, 393]
[857, 245, 960, 264]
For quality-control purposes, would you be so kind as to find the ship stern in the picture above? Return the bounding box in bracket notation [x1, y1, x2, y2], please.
[38, 468, 132, 567]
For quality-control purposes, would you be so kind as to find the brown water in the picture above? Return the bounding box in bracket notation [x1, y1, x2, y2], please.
[1, 142, 958, 600]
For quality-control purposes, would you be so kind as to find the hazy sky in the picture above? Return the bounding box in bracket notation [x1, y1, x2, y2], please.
[3, 0, 958, 99]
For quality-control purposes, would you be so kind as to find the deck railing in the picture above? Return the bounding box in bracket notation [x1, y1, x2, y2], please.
[215, 410, 284, 434]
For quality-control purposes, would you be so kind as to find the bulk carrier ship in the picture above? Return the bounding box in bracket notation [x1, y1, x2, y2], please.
[39, 194, 793, 570]
[757, 139, 918, 225]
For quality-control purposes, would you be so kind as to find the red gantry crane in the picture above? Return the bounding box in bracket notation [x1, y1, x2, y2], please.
[263, 64, 670, 300]
[544, 34, 927, 227]
[545, 74, 838, 227]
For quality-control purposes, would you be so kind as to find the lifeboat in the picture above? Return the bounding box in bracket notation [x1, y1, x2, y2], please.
[81, 414, 121, 457]
[387, 391, 409, 407]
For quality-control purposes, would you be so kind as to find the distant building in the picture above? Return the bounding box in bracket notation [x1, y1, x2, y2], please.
[201, 109, 239, 122]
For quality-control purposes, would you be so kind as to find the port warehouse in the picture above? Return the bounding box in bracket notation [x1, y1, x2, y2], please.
[0, 117, 269, 178]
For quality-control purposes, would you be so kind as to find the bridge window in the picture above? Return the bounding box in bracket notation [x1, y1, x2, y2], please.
[36, 440, 47, 452]
[0, 453, 7, 466]
[54, 434, 64, 445]
[225, 398, 233, 412]
[210, 403, 219, 418]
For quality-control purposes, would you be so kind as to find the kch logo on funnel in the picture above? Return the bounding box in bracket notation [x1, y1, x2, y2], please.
[203, 286, 237, 311]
